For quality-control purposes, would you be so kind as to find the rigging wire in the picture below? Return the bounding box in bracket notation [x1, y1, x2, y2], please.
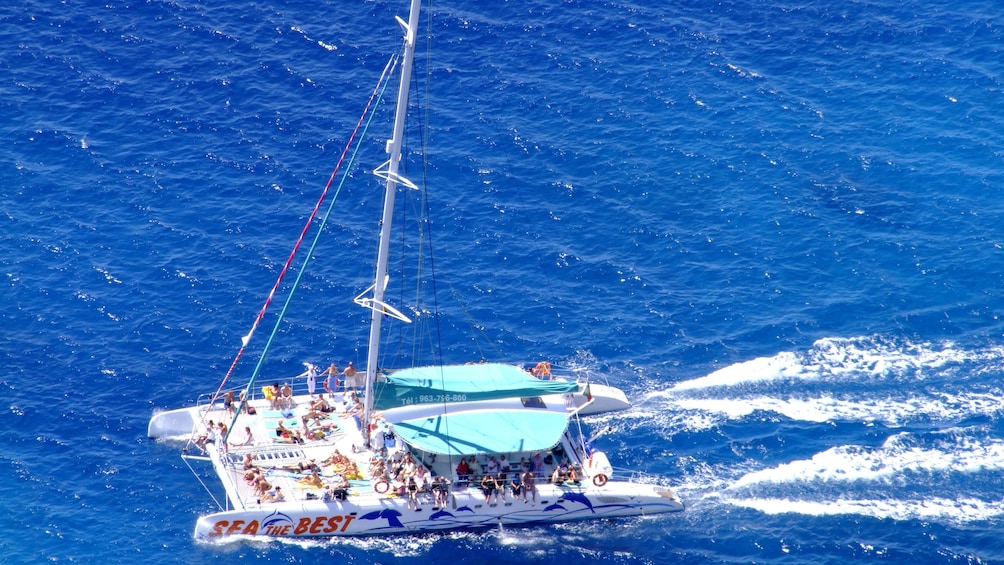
[223, 53, 402, 443]
[191, 53, 401, 448]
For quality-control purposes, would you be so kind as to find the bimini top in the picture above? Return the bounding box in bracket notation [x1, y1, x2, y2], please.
[391, 408, 569, 456]
[372, 363, 578, 410]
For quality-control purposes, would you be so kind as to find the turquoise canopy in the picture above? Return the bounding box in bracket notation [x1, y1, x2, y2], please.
[391, 408, 569, 456]
[372, 363, 578, 410]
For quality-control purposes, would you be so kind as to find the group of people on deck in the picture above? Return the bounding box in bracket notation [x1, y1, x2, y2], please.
[368, 449, 451, 509]
[260, 360, 361, 412]
[295, 361, 362, 398]
[457, 454, 540, 505]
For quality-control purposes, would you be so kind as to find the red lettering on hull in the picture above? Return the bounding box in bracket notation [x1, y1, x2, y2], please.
[211, 515, 355, 538]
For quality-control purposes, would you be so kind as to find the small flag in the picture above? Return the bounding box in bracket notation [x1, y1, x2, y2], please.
[583, 381, 592, 402]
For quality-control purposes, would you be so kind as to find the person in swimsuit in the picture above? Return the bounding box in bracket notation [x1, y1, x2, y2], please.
[322, 363, 338, 398]
[343, 362, 359, 394]
[480, 473, 495, 504]
[521, 470, 536, 503]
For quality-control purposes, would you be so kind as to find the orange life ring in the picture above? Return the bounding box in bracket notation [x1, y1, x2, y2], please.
[374, 480, 390, 494]
[534, 361, 551, 378]
[592, 473, 608, 487]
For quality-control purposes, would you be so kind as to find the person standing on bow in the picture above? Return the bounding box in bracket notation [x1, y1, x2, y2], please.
[322, 363, 339, 398]
[342, 361, 359, 395]
[296, 363, 319, 398]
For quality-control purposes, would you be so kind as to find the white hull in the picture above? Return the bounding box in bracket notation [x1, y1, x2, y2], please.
[151, 383, 682, 541]
[196, 480, 682, 539]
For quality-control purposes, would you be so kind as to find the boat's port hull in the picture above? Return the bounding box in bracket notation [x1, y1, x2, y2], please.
[148, 406, 201, 438]
[195, 481, 683, 539]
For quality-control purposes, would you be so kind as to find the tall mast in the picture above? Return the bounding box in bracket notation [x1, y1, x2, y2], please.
[362, 0, 422, 443]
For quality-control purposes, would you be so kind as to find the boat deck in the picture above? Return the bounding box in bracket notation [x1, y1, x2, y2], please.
[192, 389, 596, 511]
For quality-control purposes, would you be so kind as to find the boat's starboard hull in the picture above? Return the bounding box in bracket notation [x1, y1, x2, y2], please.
[195, 481, 683, 540]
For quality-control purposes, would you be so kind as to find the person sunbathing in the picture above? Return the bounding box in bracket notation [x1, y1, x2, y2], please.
[296, 469, 324, 489]
[243, 467, 261, 484]
[277, 460, 317, 473]
[230, 426, 255, 449]
[254, 476, 272, 496]
[275, 421, 303, 444]
[260, 486, 285, 503]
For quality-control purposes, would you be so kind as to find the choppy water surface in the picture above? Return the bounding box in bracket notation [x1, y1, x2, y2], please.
[3, 0, 1004, 563]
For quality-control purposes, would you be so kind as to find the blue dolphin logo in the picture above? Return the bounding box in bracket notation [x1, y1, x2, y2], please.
[561, 492, 595, 513]
[359, 508, 405, 528]
[429, 509, 453, 520]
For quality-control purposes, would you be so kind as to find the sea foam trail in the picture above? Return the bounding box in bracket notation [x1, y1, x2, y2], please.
[723, 496, 1004, 523]
[665, 336, 1002, 393]
[727, 433, 1004, 489]
[668, 392, 1004, 427]
[711, 431, 1004, 523]
[643, 336, 1004, 430]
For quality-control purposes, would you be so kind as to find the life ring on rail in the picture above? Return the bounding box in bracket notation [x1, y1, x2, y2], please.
[534, 361, 552, 378]
[374, 480, 390, 494]
[592, 474, 608, 487]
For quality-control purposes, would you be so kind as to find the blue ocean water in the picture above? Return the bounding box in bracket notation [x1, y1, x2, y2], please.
[4, 0, 1004, 562]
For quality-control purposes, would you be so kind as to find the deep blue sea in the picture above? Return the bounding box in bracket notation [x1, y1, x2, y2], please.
[4, 0, 1004, 562]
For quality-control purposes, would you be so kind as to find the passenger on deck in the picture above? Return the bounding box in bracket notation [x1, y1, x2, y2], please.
[496, 469, 508, 503]
[268, 383, 281, 410]
[297, 468, 324, 489]
[509, 472, 522, 501]
[322, 363, 339, 398]
[223, 390, 235, 417]
[568, 464, 581, 485]
[302, 407, 327, 427]
[280, 382, 293, 409]
[242, 452, 256, 469]
[346, 396, 363, 416]
[296, 363, 319, 398]
[275, 421, 303, 444]
[310, 395, 333, 413]
[343, 362, 359, 394]
[551, 463, 569, 485]
[521, 469, 537, 503]
[415, 463, 430, 490]
[480, 473, 499, 505]
[261, 485, 284, 503]
[254, 476, 272, 497]
[193, 419, 215, 453]
[405, 474, 420, 510]
[216, 421, 229, 453]
[531, 452, 544, 473]
[243, 467, 261, 484]
[368, 453, 385, 478]
[276, 460, 314, 473]
[486, 456, 499, 475]
[455, 457, 471, 484]
[230, 426, 254, 448]
[324, 449, 350, 469]
[327, 474, 350, 501]
[402, 454, 417, 481]
[300, 417, 329, 441]
[432, 475, 450, 507]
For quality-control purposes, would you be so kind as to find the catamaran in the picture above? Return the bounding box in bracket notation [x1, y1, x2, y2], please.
[147, 0, 684, 540]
